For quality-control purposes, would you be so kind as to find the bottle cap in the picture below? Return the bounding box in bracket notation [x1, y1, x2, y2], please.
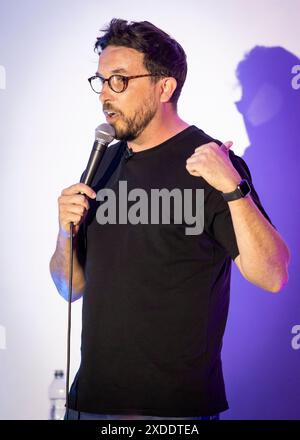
[54, 370, 64, 378]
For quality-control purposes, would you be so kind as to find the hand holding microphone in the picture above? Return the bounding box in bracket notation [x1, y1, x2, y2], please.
[57, 123, 115, 237]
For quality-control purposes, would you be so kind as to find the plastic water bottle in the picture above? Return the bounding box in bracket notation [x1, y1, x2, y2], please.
[48, 370, 66, 420]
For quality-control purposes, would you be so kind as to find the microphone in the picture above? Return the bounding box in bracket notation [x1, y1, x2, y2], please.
[81, 123, 115, 186]
[124, 145, 134, 161]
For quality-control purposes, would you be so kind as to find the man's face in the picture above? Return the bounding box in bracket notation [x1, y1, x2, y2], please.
[98, 45, 160, 141]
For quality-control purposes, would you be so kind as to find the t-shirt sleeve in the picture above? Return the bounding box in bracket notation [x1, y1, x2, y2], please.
[204, 150, 273, 260]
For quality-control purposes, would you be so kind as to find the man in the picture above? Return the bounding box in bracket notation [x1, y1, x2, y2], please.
[50, 19, 289, 420]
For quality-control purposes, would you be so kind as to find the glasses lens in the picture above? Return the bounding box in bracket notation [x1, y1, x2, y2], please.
[109, 75, 126, 93]
[90, 77, 103, 94]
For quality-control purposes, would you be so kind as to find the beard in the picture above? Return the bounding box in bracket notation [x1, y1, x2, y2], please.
[110, 95, 158, 141]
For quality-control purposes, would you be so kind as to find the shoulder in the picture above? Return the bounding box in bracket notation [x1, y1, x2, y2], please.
[105, 140, 125, 158]
[191, 126, 253, 179]
[188, 125, 223, 148]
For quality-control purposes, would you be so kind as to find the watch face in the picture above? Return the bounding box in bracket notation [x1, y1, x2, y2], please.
[239, 179, 251, 197]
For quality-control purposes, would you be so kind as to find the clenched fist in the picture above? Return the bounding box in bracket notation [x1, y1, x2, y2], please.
[186, 141, 241, 193]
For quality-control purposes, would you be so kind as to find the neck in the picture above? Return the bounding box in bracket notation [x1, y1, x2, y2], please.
[127, 105, 190, 152]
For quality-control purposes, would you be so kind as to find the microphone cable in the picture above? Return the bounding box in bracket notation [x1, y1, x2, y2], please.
[63, 123, 115, 420]
[65, 222, 74, 420]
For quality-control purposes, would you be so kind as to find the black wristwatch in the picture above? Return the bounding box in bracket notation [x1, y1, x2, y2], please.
[222, 179, 251, 202]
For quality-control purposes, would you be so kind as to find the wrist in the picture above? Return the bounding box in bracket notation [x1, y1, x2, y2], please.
[58, 225, 77, 241]
[220, 176, 241, 194]
[222, 179, 251, 202]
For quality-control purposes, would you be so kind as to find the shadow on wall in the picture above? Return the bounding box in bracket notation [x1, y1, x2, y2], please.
[222, 46, 300, 420]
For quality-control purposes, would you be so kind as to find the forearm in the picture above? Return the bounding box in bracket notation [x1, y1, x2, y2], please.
[50, 230, 85, 301]
[185, 140, 289, 291]
[229, 196, 290, 292]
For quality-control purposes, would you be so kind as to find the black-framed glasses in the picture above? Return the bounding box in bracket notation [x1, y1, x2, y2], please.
[88, 73, 161, 94]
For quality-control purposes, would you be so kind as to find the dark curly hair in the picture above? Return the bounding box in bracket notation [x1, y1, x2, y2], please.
[94, 19, 187, 106]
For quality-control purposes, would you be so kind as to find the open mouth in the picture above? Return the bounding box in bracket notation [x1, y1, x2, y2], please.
[104, 111, 119, 120]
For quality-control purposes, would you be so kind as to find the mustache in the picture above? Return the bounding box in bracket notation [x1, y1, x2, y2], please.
[103, 104, 122, 115]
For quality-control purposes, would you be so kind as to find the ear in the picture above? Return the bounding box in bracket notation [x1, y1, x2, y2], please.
[159, 77, 177, 103]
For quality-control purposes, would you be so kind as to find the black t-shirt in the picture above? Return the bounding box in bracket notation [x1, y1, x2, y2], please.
[69, 125, 271, 417]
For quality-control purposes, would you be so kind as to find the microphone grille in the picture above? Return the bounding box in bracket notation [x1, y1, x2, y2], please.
[95, 123, 115, 144]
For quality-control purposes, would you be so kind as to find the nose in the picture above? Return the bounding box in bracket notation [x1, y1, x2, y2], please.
[99, 81, 114, 104]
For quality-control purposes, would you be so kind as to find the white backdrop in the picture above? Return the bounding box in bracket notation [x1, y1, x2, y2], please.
[0, 0, 299, 419]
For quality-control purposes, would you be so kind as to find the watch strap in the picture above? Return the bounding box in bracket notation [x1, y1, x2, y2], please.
[222, 179, 251, 202]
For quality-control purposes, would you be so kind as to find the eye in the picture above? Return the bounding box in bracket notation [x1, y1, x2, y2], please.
[110, 75, 127, 92]
[112, 75, 125, 84]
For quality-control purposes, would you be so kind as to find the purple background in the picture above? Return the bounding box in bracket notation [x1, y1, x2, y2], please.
[223, 46, 300, 419]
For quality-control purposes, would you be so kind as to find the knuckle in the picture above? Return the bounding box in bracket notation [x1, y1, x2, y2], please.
[61, 187, 69, 195]
[58, 195, 67, 205]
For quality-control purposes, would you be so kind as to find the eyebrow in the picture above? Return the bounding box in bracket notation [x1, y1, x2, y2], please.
[111, 68, 128, 74]
[96, 68, 129, 77]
